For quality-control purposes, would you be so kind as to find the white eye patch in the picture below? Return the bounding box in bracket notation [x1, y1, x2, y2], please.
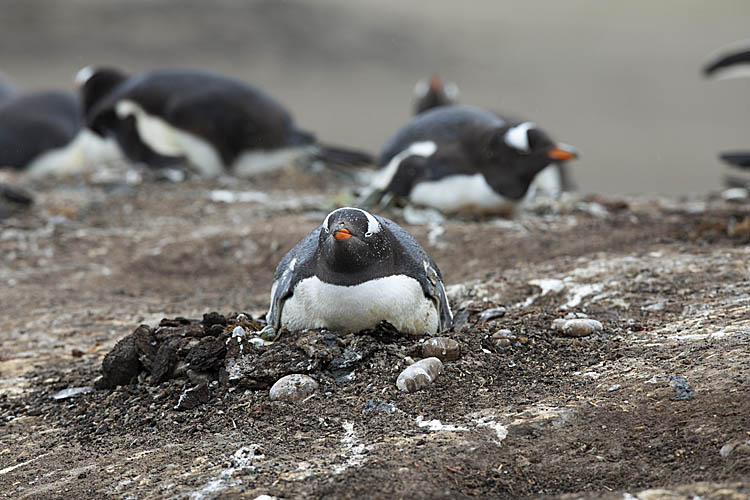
[414, 79, 429, 98]
[504, 122, 536, 152]
[443, 82, 459, 100]
[322, 207, 381, 235]
[75, 65, 96, 86]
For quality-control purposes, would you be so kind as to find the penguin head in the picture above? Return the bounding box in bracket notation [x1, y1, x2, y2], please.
[74, 66, 128, 130]
[318, 207, 392, 273]
[483, 122, 578, 198]
[414, 75, 459, 114]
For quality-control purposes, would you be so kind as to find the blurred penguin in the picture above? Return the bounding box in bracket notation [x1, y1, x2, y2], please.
[76, 66, 373, 177]
[365, 105, 578, 216]
[704, 42, 750, 187]
[411, 74, 575, 201]
[0, 89, 120, 177]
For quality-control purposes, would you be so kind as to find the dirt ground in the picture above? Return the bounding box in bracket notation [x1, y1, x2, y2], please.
[0, 163, 749, 500]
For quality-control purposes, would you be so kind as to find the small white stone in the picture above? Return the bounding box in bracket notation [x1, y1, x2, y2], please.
[552, 318, 603, 337]
[396, 357, 443, 393]
[269, 374, 318, 403]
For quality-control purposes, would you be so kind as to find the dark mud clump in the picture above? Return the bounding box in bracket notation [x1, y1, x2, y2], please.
[94, 313, 417, 403]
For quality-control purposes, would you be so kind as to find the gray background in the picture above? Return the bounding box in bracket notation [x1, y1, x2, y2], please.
[1, 0, 749, 194]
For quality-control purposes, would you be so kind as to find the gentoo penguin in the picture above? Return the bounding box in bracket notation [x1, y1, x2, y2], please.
[413, 74, 459, 115]
[366, 105, 578, 215]
[76, 66, 373, 176]
[0, 91, 119, 177]
[411, 77, 575, 201]
[267, 207, 452, 334]
[704, 45, 750, 172]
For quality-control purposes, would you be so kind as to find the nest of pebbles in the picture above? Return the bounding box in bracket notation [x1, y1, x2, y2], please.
[95, 312, 419, 409]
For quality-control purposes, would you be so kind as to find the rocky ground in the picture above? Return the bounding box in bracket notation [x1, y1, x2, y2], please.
[1, 164, 749, 499]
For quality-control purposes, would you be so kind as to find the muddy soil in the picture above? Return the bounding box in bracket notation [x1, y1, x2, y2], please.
[1, 166, 749, 499]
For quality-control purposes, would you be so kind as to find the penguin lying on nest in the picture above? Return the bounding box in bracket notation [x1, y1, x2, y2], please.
[704, 44, 750, 184]
[364, 103, 578, 216]
[407, 74, 576, 205]
[267, 207, 452, 334]
[76, 66, 373, 177]
[0, 89, 119, 177]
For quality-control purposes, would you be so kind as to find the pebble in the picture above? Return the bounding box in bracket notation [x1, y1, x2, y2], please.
[50, 386, 93, 400]
[258, 325, 276, 340]
[720, 439, 750, 458]
[421, 337, 460, 361]
[269, 374, 319, 403]
[607, 384, 622, 392]
[552, 318, 603, 337]
[478, 307, 507, 322]
[396, 357, 443, 393]
[362, 398, 399, 414]
[669, 376, 694, 401]
[491, 329, 515, 349]
[174, 383, 210, 411]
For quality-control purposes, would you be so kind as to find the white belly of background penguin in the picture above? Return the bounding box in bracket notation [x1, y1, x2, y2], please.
[267, 207, 452, 334]
[409, 173, 515, 215]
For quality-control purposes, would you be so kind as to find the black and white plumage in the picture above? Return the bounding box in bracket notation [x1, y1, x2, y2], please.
[704, 45, 750, 172]
[704, 45, 750, 80]
[267, 207, 452, 334]
[366, 105, 578, 215]
[76, 66, 373, 176]
[0, 90, 118, 176]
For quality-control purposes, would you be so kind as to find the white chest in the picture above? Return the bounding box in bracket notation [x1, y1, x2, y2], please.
[24, 129, 121, 178]
[280, 275, 439, 334]
[409, 173, 517, 215]
[523, 164, 562, 202]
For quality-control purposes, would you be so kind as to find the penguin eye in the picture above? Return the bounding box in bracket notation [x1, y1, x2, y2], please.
[365, 231, 373, 238]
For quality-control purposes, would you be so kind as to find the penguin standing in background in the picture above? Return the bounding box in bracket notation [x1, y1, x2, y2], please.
[409, 75, 575, 203]
[365, 105, 577, 216]
[76, 66, 373, 177]
[0, 90, 119, 177]
[413, 74, 460, 115]
[704, 44, 750, 177]
[267, 207, 452, 334]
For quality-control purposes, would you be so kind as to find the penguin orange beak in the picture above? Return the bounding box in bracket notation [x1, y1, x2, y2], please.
[547, 144, 578, 162]
[333, 228, 353, 240]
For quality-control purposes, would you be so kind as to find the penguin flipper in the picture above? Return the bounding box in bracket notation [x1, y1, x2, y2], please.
[720, 151, 750, 169]
[434, 279, 454, 331]
[113, 115, 185, 169]
[379, 217, 453, 331]
[267, 227, 321, 329]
